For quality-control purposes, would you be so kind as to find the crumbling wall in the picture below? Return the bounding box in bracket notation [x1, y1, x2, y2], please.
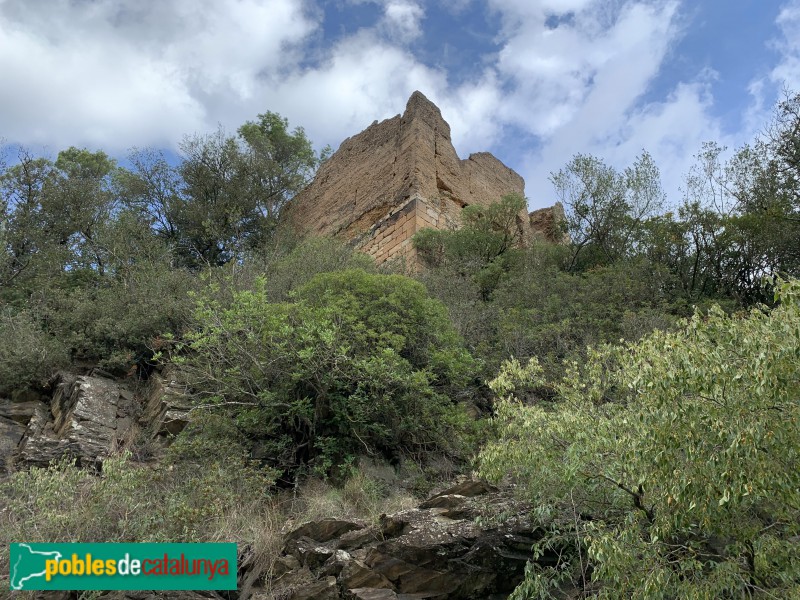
[285, 91, 530, 265]
[529, 202, 569, 244]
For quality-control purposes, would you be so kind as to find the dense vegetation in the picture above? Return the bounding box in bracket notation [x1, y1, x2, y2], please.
[1, 93, 799, 597]
[480, 280, 800, 598]
[174, 269, 475, 478]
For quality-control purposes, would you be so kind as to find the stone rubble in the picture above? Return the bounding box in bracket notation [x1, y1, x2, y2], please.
[261, 481, 546, 600]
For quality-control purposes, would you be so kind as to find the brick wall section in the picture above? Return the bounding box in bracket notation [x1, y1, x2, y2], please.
[360, 197, 419, 265]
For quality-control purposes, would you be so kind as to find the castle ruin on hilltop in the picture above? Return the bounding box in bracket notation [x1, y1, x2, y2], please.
[285, 91, 564, 265]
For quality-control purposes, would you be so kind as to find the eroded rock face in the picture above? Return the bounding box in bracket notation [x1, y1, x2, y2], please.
[139, 368, 192, 437]
[272, 482, 543, 600]
[529, 202, 569, 244]
[0, 366, 196, 472]
[0, 396, 45, 468]
[0, 415, 27, 471]
[285, 92, 530, 266]
[9, 373, 137, 468]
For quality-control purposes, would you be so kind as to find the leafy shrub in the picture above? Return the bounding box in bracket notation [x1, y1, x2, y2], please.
[260, 236, 375, 302]
[42, 258, 197, 374]
[0, 309, 68, 395]
[175, 269, 476, 476]
[479, 279, 800, 598]
[414, 194, 527, 299]
[493, 259, 680, 374]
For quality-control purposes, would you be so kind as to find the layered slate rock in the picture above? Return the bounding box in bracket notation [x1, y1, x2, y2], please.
[285, 92, 534, 266]
[1, 366, 195, 471]
[138, 368, 193, 437]
[0, 415, 28, 471]
[267, 481, 548, 600]
[14, 373, 137, 468]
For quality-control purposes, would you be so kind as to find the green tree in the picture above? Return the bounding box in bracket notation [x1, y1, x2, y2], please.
[1, 146, 197, 374]
[763, 90, 800, 210]
[45, 147, 118, 274]
[551, 151, 664, 271]
[176, 128, 250, 266]
[479, 279, 800, 598]
[638, 201, 732, 305]
[237, 111, 324, 230]
[114, 148, 183, 245]
[679, 93, 800, 304]
[493, 258, 679, 379]
[175, 269, 475, 475]
[414, 193, 528, 299]
[257, 236, 375, 302]
[0, 309, 68, 395]
[0, 147, 121, 293]
[0, 151, 60, 293]
[174, 113, 324, 267]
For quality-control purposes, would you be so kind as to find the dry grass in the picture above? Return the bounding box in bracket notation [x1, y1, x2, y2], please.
[0, 452, 420, 600]
[290, 470, 416, 525]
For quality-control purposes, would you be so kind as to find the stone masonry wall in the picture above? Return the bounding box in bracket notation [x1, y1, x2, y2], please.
[358, 194, 467, 265]
[285, 91, 529, 266]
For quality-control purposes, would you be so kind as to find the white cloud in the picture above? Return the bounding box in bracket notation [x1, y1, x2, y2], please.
[266, 30, 445, 143]
[0, 0, 316, 151]
[344, 0, 425, 42]
[771, 0, 800, 90]
[491, 0, 681, 133]
[438, 75, 505, 151]
[444, 0, 708, 207]
[520, 78, 734, 207]
[744, 0, 800, 134]
[383, 1, 425, 41]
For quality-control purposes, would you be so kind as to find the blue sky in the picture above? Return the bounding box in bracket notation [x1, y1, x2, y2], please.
[1, 0, 798, 208]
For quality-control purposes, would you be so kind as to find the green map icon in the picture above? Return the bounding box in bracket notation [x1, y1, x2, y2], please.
[10, 543, 63, 590]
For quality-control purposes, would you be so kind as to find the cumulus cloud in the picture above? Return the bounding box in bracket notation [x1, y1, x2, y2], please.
[343, 0, 425, 42]
[0, 0, 788, 213]
[445, 0, 716, 206]
[0, 0, 316, 151]
[771, 0, 800, 89]
[266, 30, 445, 143]
[498, 0, 680, 134]
[744, 0, 800, 136]
[436, 75, 505, 151]
[521, 78, 735, 206]
[382, 1, 425, 41]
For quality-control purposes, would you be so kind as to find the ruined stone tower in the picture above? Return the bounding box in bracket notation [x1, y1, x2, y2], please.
[285, 91, 560, 264]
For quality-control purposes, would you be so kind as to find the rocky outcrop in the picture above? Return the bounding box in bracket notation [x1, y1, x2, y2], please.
[12, 373, 137, 468]
[529, 202, 569, 244]
[285, 92, 532, 266]
[0, 368, 194, 471]
[138, 368, 192, 437]
[0, 411, 29, 471]
[263, 481, 547, 600]
[0, 392, 44, 469]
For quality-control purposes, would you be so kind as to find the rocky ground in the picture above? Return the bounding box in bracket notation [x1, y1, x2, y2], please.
[1, 373, 553, 600]
[260, 480, 543, 600]
[22, 480, 546, 600]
